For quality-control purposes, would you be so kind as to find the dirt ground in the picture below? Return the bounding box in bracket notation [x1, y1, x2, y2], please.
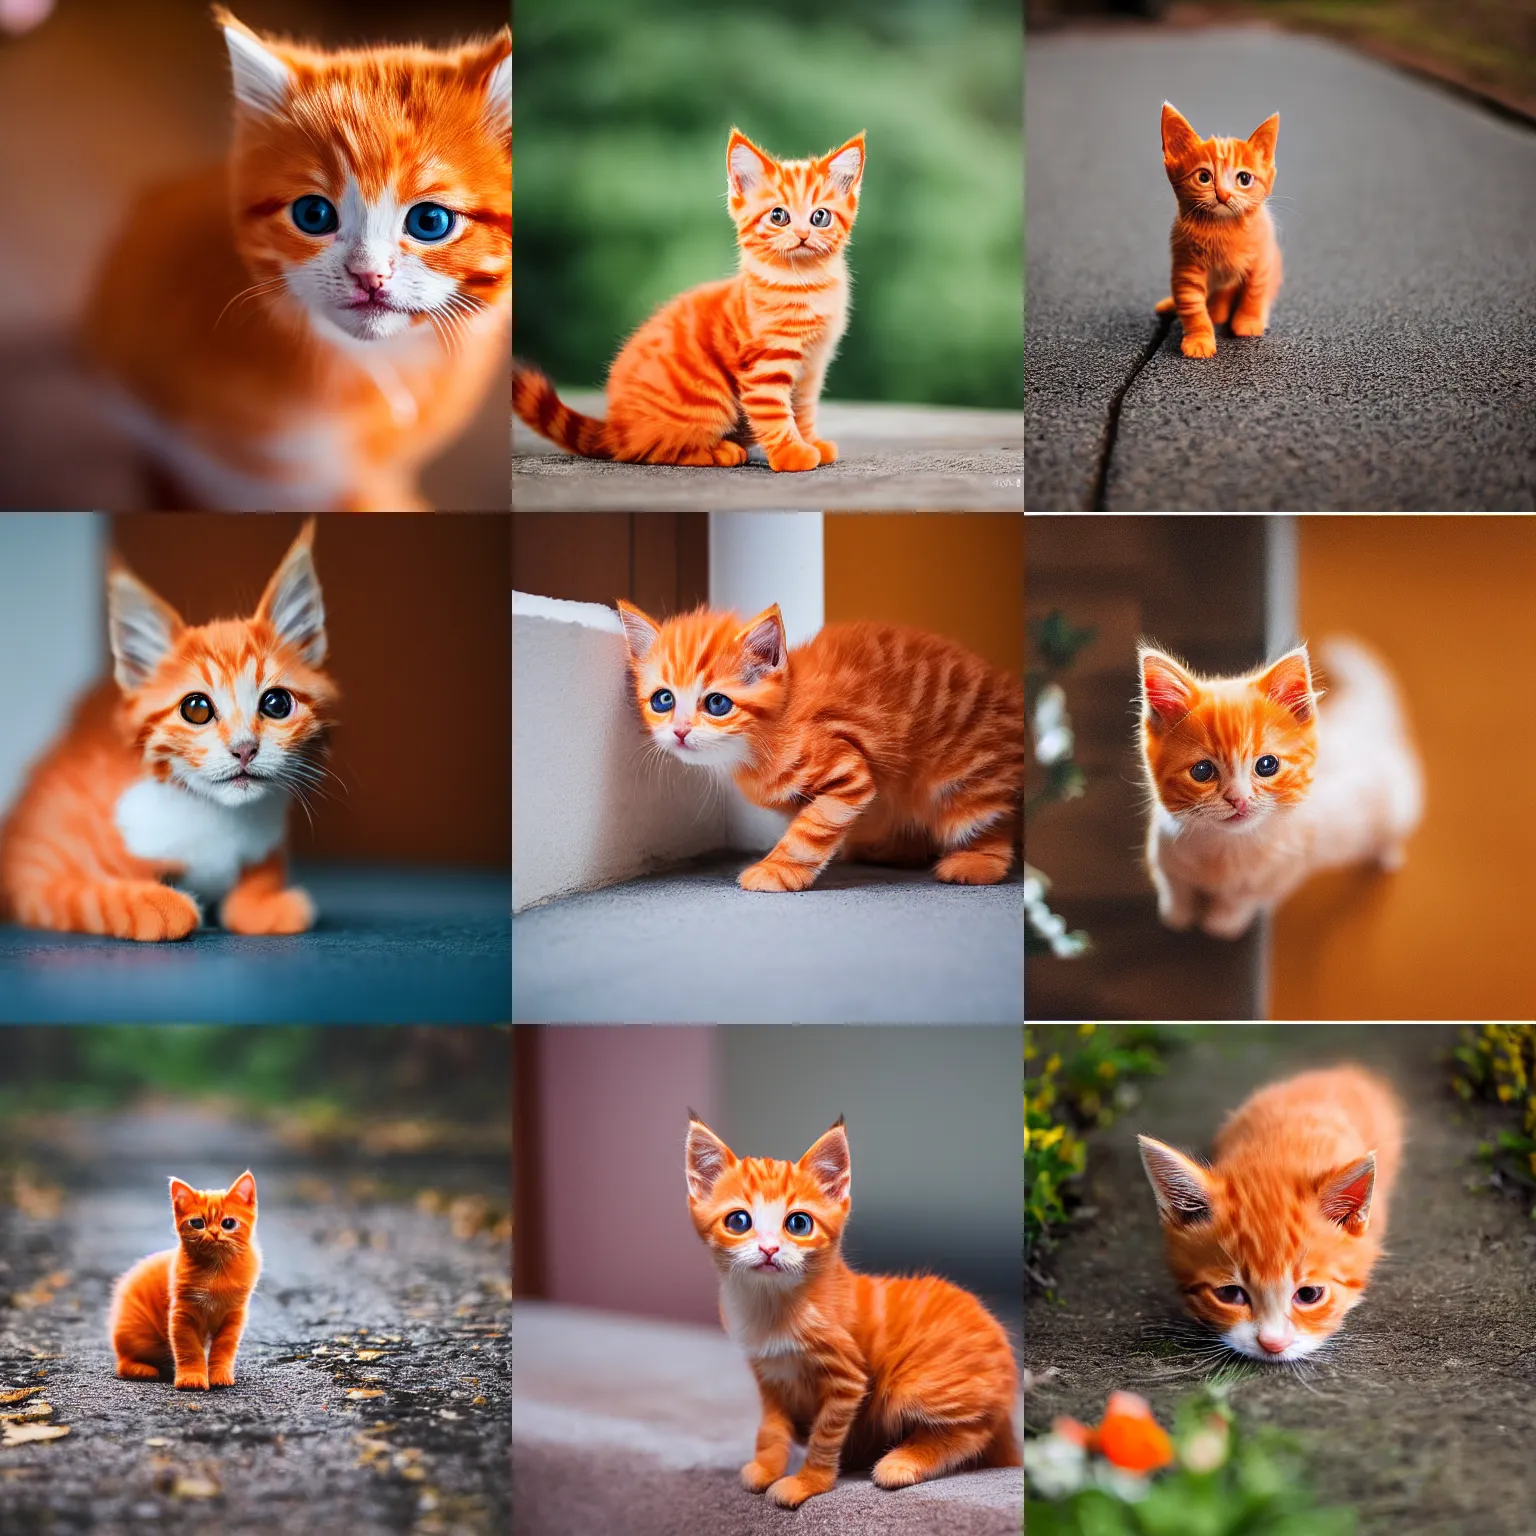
[0, 1107, 510, 1535]
[1026, 1025, 1536, 1535]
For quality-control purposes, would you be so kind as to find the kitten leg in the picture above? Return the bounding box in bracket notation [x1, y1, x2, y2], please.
[792, 356, 838, 465]
[739, 356, 821, 473]
[170, 1308, 209, 1391]
[1150, 866, 1197, 931]
[765, 1343, 867, 1507]
[114, 1358, 163, 1381]
[1172, 265, 1217, 358]
[339, 476, 431, 513]
[1206, 283, 1241, 327]
[1202, 895, 1262, 940]
[219, 852, 315, 936]
[739, 761, 876, 892]
[11, 877, 199, 942]
[934, 803, 1018, 885]
[207, 1306, 248, 1388]
[740, 1396, 795, 1493]
[1231, 245, 1282, 338]
[872, 1418, 1001, 1490]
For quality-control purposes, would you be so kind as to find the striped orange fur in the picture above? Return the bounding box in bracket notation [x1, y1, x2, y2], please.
[0, 522, 337, 941]
[514, 129, 865, 471]
[1155, 103, 1282, 359]
[82, 10, 511, 511]
[617, 602, 1024, 891]
[686, 1114, 1020, 1508]
[1139, 1065, 1402, 1363]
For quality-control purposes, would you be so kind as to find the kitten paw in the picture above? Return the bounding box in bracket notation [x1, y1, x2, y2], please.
[1202, 905, 1259, 940]
[208, 1365, 237, 1388]
[810, 438, 838, 465]
[872, 1449, 926, 1489]
[1156, 894, 1197, 931]
[220, 886, 315, 936]
[766, 1473, 830, 1508]
[766, 441, 821, 473]
[1230, 314, 1267, 338]
[1180, 332, 1217, 359]
[739, 859, 815, 893]
[173, 1371, 209, 1391]
[115, 1359, 162, 1381]
[740, 1460, 781, 1493]
[934, 850, 1010, 885]
[711, 441, 750, 467]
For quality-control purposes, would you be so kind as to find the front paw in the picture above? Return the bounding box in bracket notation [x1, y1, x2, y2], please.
[809, 437, 838, 465]
[765, 441, 821, 473]
[740, 1459, 781, 1493]
[872, 1448, 926, 1490]
[208, 1364, 236, 1388]
[1180, 331, 1217, 358]
[712, 441, 750, 467]
[739, 859, 814, 893]
[766, 1472, 832, 1508]
[1230, 314, 1267, 338]
[1202, 903, 1258, 940]
[221, 886, 315, 936]
[174, 1370, 209, 1391]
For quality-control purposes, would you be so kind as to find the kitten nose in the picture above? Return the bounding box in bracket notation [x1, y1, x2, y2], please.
[673, 727, 690, 743]
[229, 740, 258, 769]
[1225, 794, 1251, 812]
[349, 264, 390, 293]
[757, 1243, 778, 1260]
[1257, 1331, 1291, 1355]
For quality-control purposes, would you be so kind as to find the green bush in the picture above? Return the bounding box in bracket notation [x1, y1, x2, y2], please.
[1451, 1023, 1536, 1217]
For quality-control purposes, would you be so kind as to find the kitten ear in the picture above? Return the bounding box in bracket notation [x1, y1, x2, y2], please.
[1319, 1152, 1375, 1236]
[1140, 647, 1197, 732]
[1137, 1135, 1212, 1226]
[109, 558, 186, 691]
[228, 1170, 257, 1207]
[616, 600, 662, 663]
[735, 605, 787, 684]
[820, 134, 866, 195]
[1160, 101, 1201, 163]
[256, 518, 326, 666]
[214, 8, 294, 117]
[1255, 647, 1314, 724]
[465, 28, 513, 136]
[685, 1112, 737, 1202]
[168, 1178, 197, 1217]
[798, 1116, 851, 1204]
[727, 129, 776, 199]
[1247, 112, 1280, 165]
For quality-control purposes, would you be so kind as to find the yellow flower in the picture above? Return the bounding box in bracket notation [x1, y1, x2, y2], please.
[1046, 1054, 1062, 1075]
[1077, 1023, 1097, 1037]
[1098, 1060, 1117, 1080]
[1034, 1126, 1065, 1153]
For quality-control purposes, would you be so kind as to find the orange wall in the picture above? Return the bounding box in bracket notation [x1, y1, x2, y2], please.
[1271, 517, 1536, 1019]
[823, 513, 1024, 675]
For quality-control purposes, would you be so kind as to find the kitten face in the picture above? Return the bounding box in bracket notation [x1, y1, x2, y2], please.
[217, 9, 511, 344]
[1161, 104, 1278, 223]
[1139, 1136, 1377, 1363]
[109, 520, 338, 811]
[1140, 647, 1317, 833]
[615, 601, 788, 774]
[685, 1114, 850, 1292]
[727, 130, 865, 275]
[170, 1171, 258, 1259]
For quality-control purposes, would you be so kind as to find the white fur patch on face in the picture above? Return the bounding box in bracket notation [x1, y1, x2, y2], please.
[642, 679, 751, 773]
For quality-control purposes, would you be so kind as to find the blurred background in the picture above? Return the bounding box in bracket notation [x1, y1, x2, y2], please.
[0, 0, 508, 511]
[514, 0, 1023, 410]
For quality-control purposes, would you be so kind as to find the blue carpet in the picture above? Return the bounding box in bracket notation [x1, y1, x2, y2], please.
[0, 866, 509, 1024]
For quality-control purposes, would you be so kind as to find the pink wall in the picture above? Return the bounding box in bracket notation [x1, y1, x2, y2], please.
[538, 1025, 723, 1325]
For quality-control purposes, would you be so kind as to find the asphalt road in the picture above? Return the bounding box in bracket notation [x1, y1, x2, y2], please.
[1026, 27, 1536, 510]
[0, 1108, 510, 1536]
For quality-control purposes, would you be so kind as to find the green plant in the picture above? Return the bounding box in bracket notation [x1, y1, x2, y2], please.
[1451, 1023, 1536, 1217]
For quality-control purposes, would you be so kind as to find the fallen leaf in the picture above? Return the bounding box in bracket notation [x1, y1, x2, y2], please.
[144, 1438, 169, 1448]
[354, 1350, 383, 1361]
[1, 1423, 69, 1446]
[0, 1403, 52, 1423]
[171, 1473, 221, 1499]
[347, 1389, 384, 1401]
[0, 1390, 42, 1405]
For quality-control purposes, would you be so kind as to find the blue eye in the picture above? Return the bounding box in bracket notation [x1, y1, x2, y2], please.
[1255, 754, 1279, 777]
[650, 689, 675, 713]
[723, 1210, 751, 1235]
[405, 203, 456, 242]
[785, 1212, 813, 1237]
[1189, 759, 1216, 783]
[291, 195, 338, 235]
[704, 692, 732, 717]
[810, 209, 831, 228]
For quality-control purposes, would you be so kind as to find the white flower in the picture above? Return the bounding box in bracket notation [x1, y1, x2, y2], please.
[1033, 683, 1075, 766]
[1024, 1431, 1088, 1500]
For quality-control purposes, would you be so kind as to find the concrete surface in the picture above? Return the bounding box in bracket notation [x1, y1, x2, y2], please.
[512, 855, 1023, 1024]
[1026, 1025, 1536, 1535]
[513, 1301, 1024, 1536]
[513, 397, 1025, 510]
[0, 866, 510, 1023]
[1025, 28, 1536, 510]
[0, 1106, 509, 1536]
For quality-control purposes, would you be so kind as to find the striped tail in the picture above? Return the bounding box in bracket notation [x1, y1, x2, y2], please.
[512, 361, 613, 459]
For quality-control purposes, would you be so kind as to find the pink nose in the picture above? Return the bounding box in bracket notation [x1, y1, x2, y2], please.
[1225, 795, 1251, 812]
[674, 728, 690, 743]
[1257, 1332, 1290, 1355]
[230, 741, 257, 769]
[349, 266, 389, 293]
[757, 1244, 778, 1260]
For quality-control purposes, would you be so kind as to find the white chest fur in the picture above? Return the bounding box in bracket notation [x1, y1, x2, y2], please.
[115, 778, 287, 902]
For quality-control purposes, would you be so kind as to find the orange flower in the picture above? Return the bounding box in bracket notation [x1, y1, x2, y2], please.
[1050, 1416, 1092, 1449]
[1089, 1391, 1175, 1474]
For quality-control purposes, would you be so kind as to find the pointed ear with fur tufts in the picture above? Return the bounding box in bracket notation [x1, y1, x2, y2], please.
[685, 1113, 737, 1203]
[727, 129, 777, 199]
[1140, 647, 1197, 733]
[168, 1177, 198, 1219]
[1319, 1152, 1375, 1236]
[818, 134, 866, 195]
[108, 559, 185, 691]
[1247, 112, 1280, 166]
[735, 605, 787, 684]
[798, 1116, 851, 1205]
[615, 600, 662, 663]
[214, 7, 295, 116]
[228, 1170, 257, 1207]
[1137, 1135, 1213, 1226]
[1254, 647, 1315, 723]
[1161, 102, 1202, 164]
[255, 518, 326, 665]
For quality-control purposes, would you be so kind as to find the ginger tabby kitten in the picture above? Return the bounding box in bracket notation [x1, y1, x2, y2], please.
[1139, 637, 1421, 939]
[1156, 102, 1282, 359]
[111, 1172, 261, 1390]
[686, 1114, 1020, 1508]
[0, 521, 336, 941]
[83, 9, 511, 511]
[617, 601, 1024, 890]
[514, 129, 864, 471]
[1139, 1066, 1402, 1363]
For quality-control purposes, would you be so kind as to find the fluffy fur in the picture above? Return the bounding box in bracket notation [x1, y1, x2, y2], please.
[686, 1114, 1019, 1508]
[110, 1171, 262, 1390]
[514, 129, 865, 471]
[1138, 1066, 1402, 1363]
[1139, 637, 1422, 939]
[0, 522, 337, 941]
[82, 9, 512, 511]
[617, 601, 1024, 890]
[1155, 102, 1283, 358]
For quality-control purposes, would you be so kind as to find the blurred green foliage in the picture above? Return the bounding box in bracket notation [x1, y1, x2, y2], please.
[514, 0, 1023, 408]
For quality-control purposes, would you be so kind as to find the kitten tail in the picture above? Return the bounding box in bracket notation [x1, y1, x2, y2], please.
[513, 361, 614, 459]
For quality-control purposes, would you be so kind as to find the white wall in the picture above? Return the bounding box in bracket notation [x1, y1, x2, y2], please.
[0, 514, 106, 819]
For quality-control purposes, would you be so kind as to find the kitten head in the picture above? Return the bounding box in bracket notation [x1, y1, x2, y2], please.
[1161, 103, 1278, 223]
[1138, 1134, 1379, 1363]
[686, 1113, 850, 1291]
[1139, 645, 1317, 834]
[109, 519, 339, 811]
[215, 8, 511, 344]
[726, 129, 865, 279]
[615, 601, 787, 774]
[169, 1170, 258, 1259]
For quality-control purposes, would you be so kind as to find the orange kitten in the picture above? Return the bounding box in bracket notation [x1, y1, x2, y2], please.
[110, 1172, 261, 1389]
[1138, 637, 1421, 939]
[1138, 1066, 1402, 1362]
[1155, 102, 1282, 359]
[686, 1114, 1019, 1508]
